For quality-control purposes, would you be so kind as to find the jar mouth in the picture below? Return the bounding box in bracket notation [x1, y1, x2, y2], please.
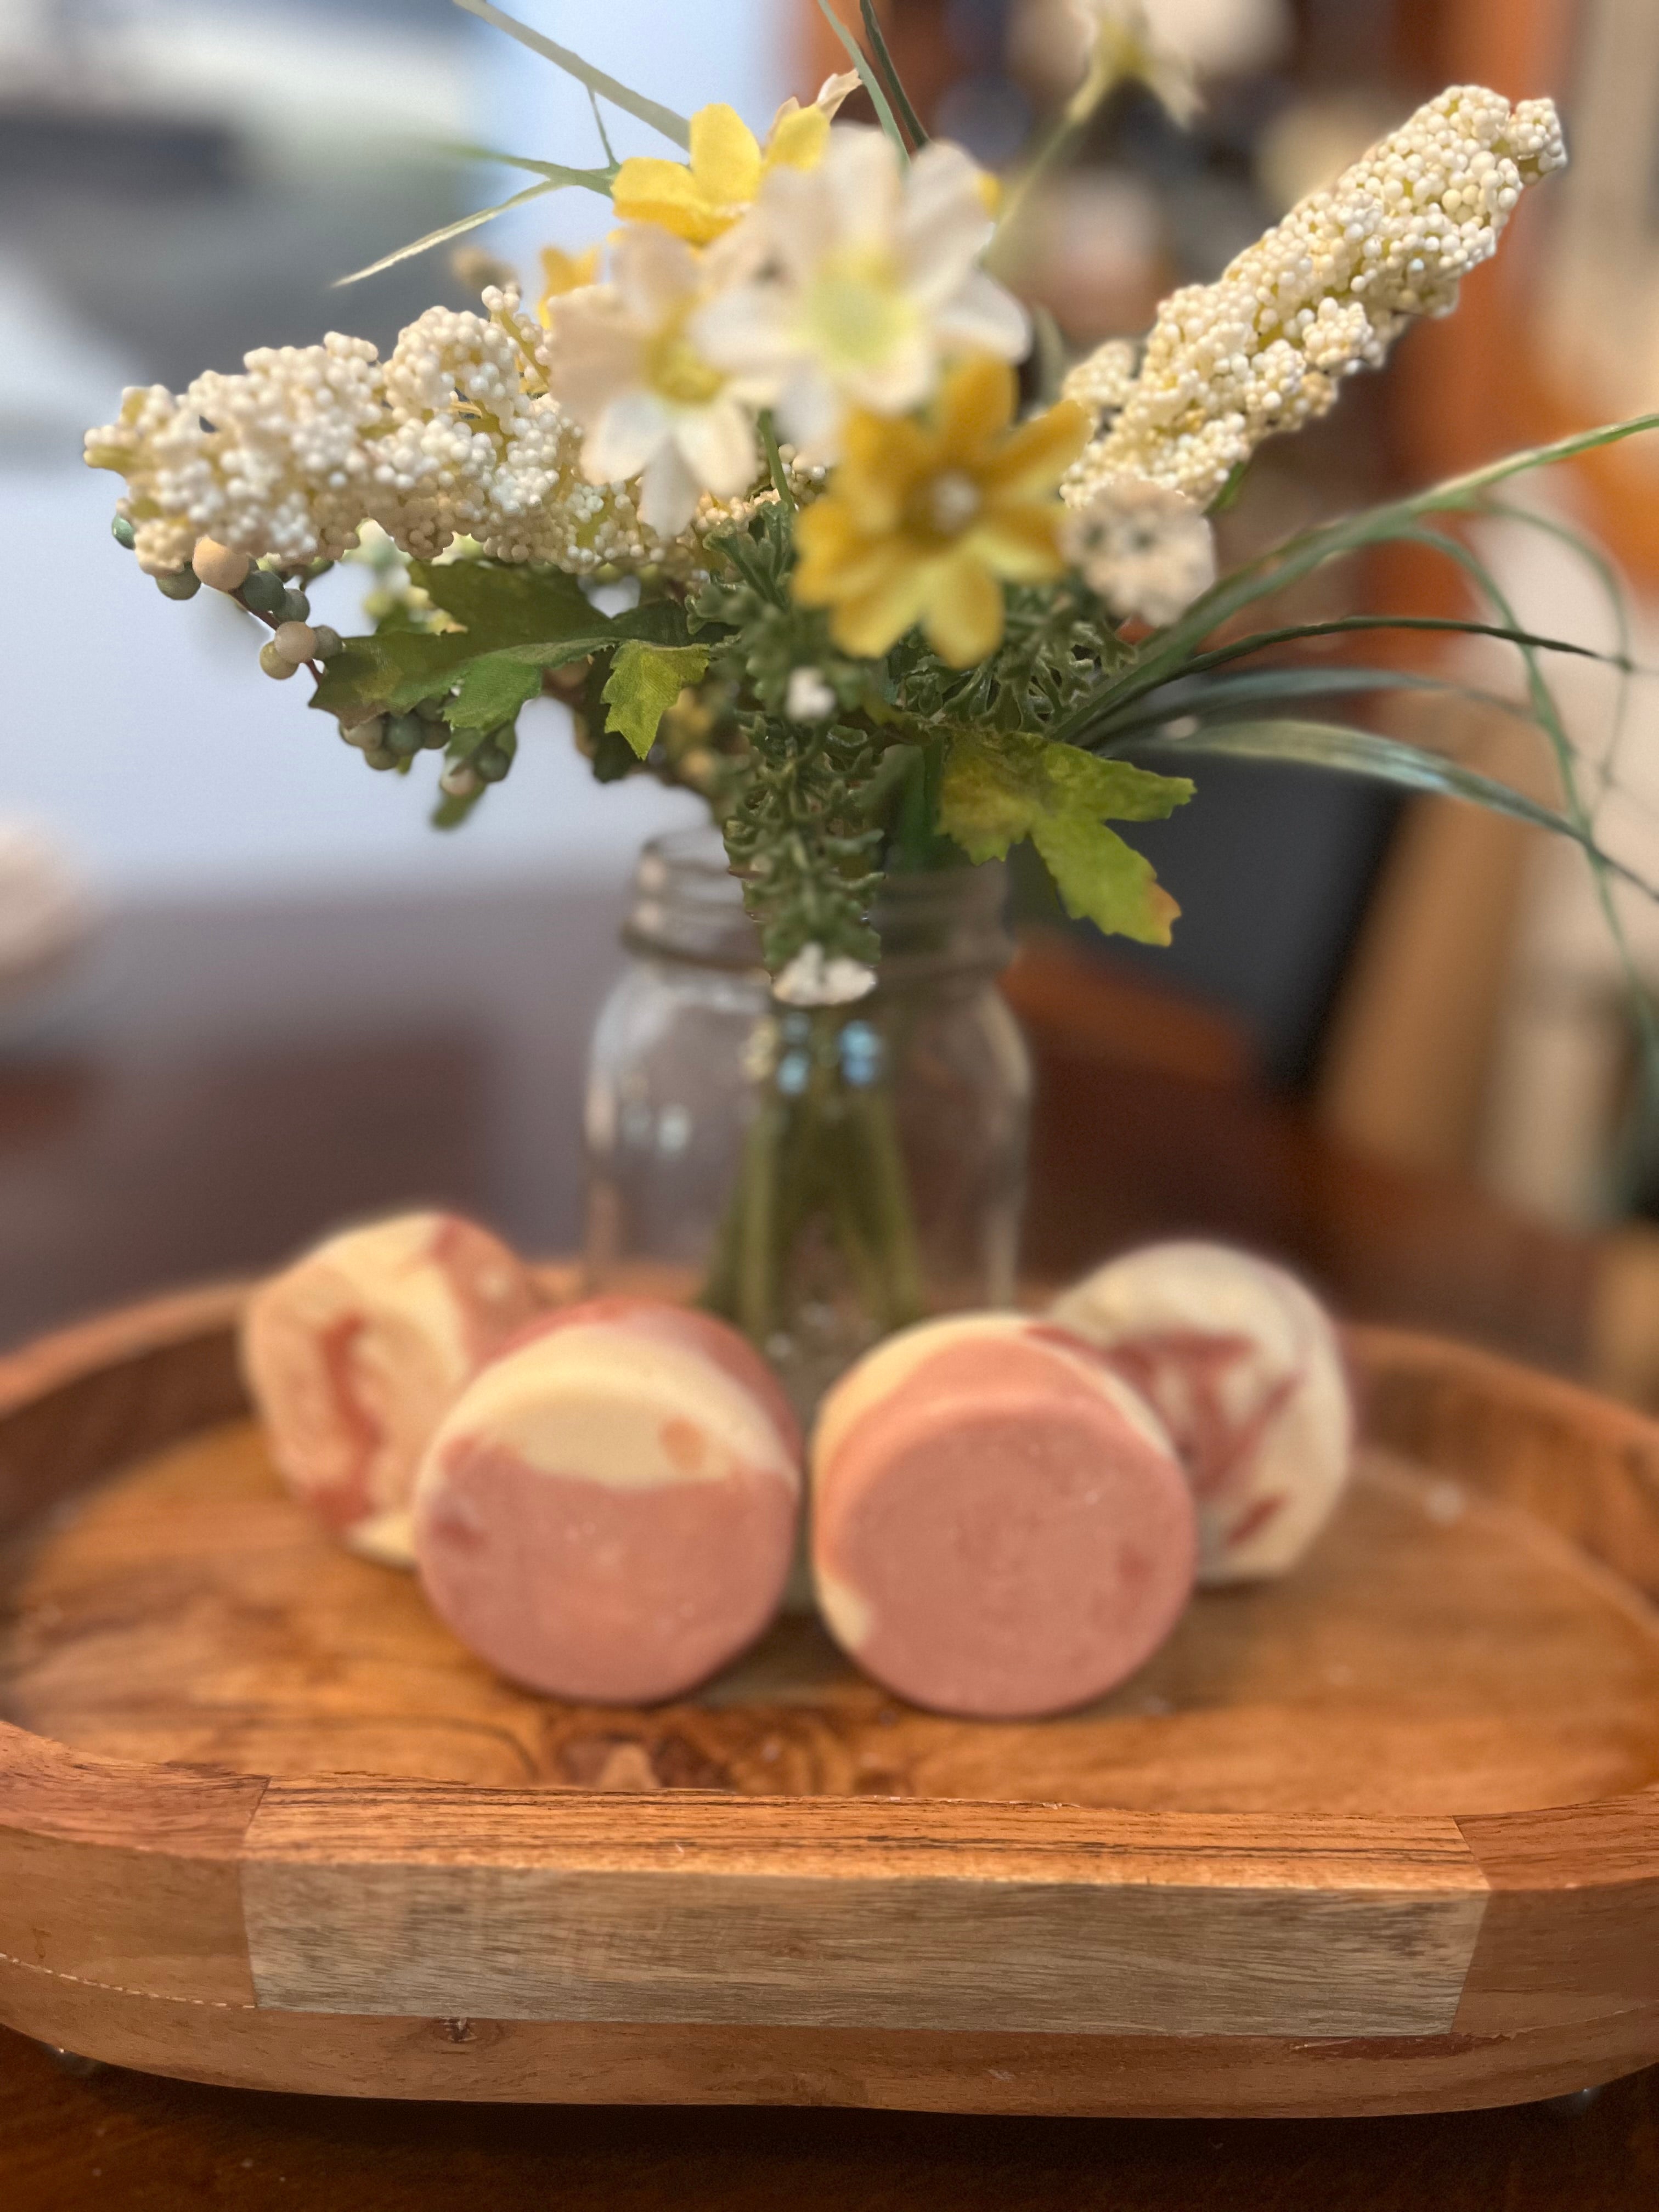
[625, 823, 1014, 980]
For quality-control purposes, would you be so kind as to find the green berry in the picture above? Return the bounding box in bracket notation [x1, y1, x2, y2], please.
[474, 744, 511, 784]
[311, 625, 343, 661]
[280, 588, 311, 625]
[258, 640, 300, 679]
[385, 713, 425, 757]
[363, 744, 400, 770]
[156, 568, 201, 601]
[239, 567, 286, 616]
[111, 515, 137, 551]
[415, 694, 449, 722]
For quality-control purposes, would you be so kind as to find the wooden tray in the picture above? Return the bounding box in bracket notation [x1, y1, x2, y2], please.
[1, 1284, 1656, 2118]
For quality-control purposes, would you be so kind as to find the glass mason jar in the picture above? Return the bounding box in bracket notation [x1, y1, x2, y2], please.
[584, 826, 1031, 1413]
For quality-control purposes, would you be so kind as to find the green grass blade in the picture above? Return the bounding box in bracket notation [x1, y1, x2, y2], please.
[1480, 499, 1635, 805]
[334, 178, 562, 285]
[1093, 664, 1542, 744]
[1132, 718, 1659, 899]
[440, 142, 619, 188]
[816, 0, 909, 160]
[453, 0, 690, 149]
[1050, 611, 1645, 749]
[1393, 518, 1659, 1147]
[1124, 414, 1659, 693]
[860, 1, 928, 146]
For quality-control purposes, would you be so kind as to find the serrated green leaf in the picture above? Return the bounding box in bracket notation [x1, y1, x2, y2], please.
[940, 727, 1191, 943]
[445, 652, 545, 731]
[1031, 812, 1180, 945]
[602, 640, 710, 759]
[311, 632, 483, 716]
[410, 558, 595, 639]
[311, 574, 698, 725]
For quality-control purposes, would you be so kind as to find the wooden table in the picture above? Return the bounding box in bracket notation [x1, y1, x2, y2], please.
[4, 2025, 1655, 2209]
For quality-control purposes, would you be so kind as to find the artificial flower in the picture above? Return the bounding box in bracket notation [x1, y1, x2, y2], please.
[785, 666, 838, 721]
[1060, 1, 1204, 126]
[694, 129, 1030, 464]
[1060, 473, 1215, 627]
[611, 77, 857, 247]
[536, 242, 601, 327]
[793, 356, 1087, 667]
[1068, 84, 1565, 506]
[772, 942, 877, 1007]
[545, 224, 758, 537]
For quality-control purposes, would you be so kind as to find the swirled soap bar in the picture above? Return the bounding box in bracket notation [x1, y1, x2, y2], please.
[1051, 1242, 1353, 1585]
[240, 1212, 541, 1566]
[810, 1314, 1197, 1719]
[411, 1299, 803, 1703]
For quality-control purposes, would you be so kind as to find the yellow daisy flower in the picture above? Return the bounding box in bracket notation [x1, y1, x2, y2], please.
[536, 243, 601, 328]
[793, 358, 1088, 667]
[613, 100, 831, 247]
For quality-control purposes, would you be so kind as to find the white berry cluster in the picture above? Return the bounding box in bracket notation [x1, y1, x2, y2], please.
[84, 287, 734, 580]
[1065, 85, 1566, 510]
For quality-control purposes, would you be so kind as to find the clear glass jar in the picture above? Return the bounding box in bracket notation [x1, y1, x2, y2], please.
[584, 826, 1031, 1412]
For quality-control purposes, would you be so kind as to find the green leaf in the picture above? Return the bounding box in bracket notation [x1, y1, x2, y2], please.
[940, 728, 1192, 944]
[1136, 718, 1659, 902]
[453, 0, 691, 149]
[334, 177, 563, 287]
[602, 640, 710, 760]
[440, 142, 619, 189]
[860, 0, 928, 146]
[410, 558, 594, 639]
[445, 652, 546, 731]
[815, 0, 909, 161]
[1030, 812, 1180, 946]
[1042, 413, 1659, 752]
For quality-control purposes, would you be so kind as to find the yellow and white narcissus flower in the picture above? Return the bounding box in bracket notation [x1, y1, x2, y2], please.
[544, 223, 759, 539]
[693, 128, 1031, 463]
[612, 76, 860, 245]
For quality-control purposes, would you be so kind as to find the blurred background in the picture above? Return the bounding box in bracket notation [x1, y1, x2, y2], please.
[4, 0, 1659, 1390]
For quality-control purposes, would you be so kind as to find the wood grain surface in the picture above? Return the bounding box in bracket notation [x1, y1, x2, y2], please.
[0, 1289, 1656, 2115]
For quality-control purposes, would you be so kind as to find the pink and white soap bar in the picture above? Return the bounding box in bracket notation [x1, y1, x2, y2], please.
[1049, 1242, 1353, 1585]
[412, 1298, 803, 1704]
[810, 1315, 1197, 1719]
[240, 1212, 541, 1566]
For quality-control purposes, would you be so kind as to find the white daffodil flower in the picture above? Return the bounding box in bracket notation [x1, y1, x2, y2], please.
[546, 224, 759, 538]
[692, 127, 1030, 463]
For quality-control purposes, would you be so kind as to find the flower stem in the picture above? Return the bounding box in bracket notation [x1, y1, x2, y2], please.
[759, 412, 796, 518]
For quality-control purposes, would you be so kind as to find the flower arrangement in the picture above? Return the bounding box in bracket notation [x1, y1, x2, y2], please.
[85, 0, 1658, 1357]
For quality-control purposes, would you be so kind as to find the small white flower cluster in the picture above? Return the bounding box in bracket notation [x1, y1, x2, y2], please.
[1060, 474, 1216, 627]
[772, 941, 878, 1007]
[1066, 85, 1566, 510]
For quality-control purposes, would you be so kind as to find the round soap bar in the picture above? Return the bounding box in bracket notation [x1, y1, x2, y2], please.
[1049, 1241, 1353, 1585]
[412, 1298, 803, 1703]
[239, 1212, 541, 1566]
[810, 1315, 1197, 1719]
